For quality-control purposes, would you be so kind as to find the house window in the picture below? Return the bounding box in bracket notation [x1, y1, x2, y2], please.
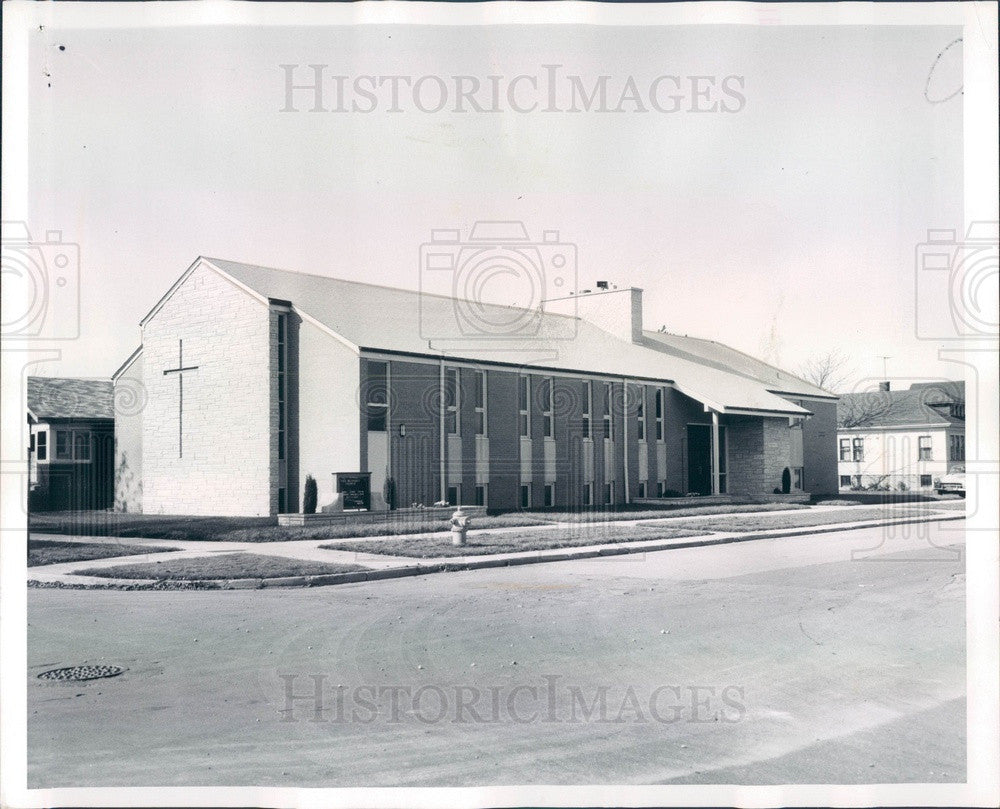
[602, 382, 613, 440]
[541, 378, 554, 438]
[950, 403, 965, 419]
[655, 388, 664, 441]
[604, 481, 614, 504]
[55, 430, 72, 460]
[278, 487, 287, 513]
[852, 438, 864, 462]
[793, 467, 803, 490]
[918, 435, 932, 461]
[581, 482, 592, 506]
[949, 434, 965, 461]
[277, 314, 288, 458]
[852, 475, 862, 488]
[447, 485, 460, 506]
[366, 360, 388, 432]
[519, 376, 530, 438]
[657, 481, 665, 497]
[636, 386, 646, 441]
[475, 485, 486, 506]
[543, 484, 554, 507]
[520, 484, 531, 508]
[840, 475, 852, 488]
[637, 481, 647, 498]
[581, 380, 592, 440]
[920, 474, 933, 488]
[445, 368, 460, 435]
[839, 439, 851, 461]
[74, 432, 91, 461]
[35, 431, 47, 461]
[474, 371, 487, 436]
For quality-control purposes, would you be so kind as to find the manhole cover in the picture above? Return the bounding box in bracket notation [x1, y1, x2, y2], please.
[37, 664, 126, 682]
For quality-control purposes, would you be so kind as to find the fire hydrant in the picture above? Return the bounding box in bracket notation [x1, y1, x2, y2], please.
[450, 507, 471, 546]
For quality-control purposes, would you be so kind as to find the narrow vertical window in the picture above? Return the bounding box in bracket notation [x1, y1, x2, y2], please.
[541, 378, 554, 438]
[636, 385, 646, 441]
[603, 382, 613, 440]
[519, 376, 530, 437]
[852, 438, 864, 461]
[474, 370, 487, 436]
[655, 388, 664, 441]
[544, 483, 554, 507]
[277, 314, 287, 458]
[445, 367, 460, 435]
[366, 360, 388, 432]
[918, 435, 932, 461]
[36, 431, 47, 461]
[839, 438, 851, 461]
[582, 380, 592, 439]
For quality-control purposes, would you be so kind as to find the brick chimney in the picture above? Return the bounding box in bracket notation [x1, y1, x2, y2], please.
[543, 285, 643, 343]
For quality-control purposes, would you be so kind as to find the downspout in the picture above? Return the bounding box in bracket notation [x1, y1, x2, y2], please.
[439, 358, 446, 504]
[622, 377, 630, 504]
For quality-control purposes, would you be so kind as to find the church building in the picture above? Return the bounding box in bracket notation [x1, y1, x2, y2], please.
[113, 256, 838, 516]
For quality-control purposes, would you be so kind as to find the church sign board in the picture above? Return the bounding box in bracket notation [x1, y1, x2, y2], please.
[334, 472, 371, 511]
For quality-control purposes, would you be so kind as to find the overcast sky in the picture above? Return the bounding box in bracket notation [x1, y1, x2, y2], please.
[26, 23, 964, 392]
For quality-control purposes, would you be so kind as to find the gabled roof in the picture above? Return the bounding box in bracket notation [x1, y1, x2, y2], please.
[838, 381, 965, 429]
[641, 331, 837, 400]
[27, 377, 114, 421]
[144, 257, 812, 418]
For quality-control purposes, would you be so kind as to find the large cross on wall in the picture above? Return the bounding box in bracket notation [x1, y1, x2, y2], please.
[162, 339, 199, 457]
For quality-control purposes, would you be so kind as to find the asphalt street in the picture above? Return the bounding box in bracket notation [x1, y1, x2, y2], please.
[27, 519, 965, 786]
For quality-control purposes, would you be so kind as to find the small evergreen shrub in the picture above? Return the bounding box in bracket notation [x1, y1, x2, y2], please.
[303, 475, 318, 515]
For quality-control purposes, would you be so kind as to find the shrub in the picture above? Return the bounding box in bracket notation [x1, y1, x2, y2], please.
[781, 467, 791, 494]
[383, 476, 397, 510]
[303, 475, 318, 515]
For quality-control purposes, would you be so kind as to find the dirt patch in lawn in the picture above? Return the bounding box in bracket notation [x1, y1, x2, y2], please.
[660, 506, 941, 534]
[28, 539, 177, 567]
[73, 552, 369, 581]
[322, 524, 706, 558]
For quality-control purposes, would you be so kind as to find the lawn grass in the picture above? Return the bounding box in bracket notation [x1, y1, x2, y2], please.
[31, 502, 807, 543]
[661, 506, 937, 534]
[28, 539, 177, 567]
[74, 552, 369, 581]
[322, 524, 705, 558]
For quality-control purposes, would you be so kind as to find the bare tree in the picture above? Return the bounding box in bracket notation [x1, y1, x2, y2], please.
[838, 391, 898, 429]
[799, 350, 852, 393]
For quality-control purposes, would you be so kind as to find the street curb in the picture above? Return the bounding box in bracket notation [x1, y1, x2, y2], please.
[29, 513, 966, 591]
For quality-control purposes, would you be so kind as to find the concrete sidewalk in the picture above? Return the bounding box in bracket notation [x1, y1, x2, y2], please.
[27, 501, 965, 589]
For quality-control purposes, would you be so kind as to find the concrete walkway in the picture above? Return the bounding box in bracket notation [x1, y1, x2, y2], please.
[27, 500, 965, 588]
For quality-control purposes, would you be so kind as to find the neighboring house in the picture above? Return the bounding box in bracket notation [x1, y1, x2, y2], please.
[113, 255, 839, 517]
[27, 377, 115, 511]
[836, 380, 965, 492]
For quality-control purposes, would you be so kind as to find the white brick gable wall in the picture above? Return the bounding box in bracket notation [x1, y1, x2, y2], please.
[142, 262, 273, 516]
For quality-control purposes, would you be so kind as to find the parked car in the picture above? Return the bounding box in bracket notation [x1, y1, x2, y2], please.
[936, 470, 966, 497]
